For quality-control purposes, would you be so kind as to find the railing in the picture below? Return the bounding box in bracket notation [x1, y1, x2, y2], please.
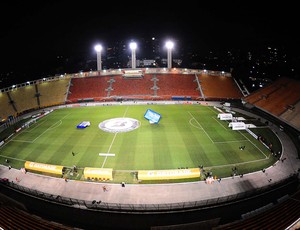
[0, 173, 297, 213]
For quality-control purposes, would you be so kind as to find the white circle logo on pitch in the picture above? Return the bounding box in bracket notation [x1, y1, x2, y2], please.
[99, 118, 141, 133]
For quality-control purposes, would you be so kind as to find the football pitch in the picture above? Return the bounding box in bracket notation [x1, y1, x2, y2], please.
[0, 104, 279, 182]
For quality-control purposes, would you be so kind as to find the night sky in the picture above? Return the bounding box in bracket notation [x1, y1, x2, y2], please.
[0, 1, 298, 85]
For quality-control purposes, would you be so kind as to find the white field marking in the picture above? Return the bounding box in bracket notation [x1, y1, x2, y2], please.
[30, 120, 62, 143]
[207, 108, 267, 158]
[214, 140, 249, 144]
[212, 107, 271, 159]
[23, 120, 47, 132]
[207, 108, 266, 147]
[209, 106, 269, 159]
[101, 131, 118, 168]
[13, 113, 70, 143]
[238, 130, 269, 159]
[1, 125, 33, 148]
[59, 113, 72, 121]
[188, 111, 214, 143]
[206, 157, 269, 170]
[189, 116, 249, 144]
[208, 106, 221, 114]
[189, 118, 203, 130]
[99, 153, 115, 156]
[189, 111, 251, 146]
[101, 106, 129, 168]
[10, 139, 33, 143]
[212, 116, 228, 130]
[0, 154, 26, 163]
[194, 107, 269, 160]
[47, 120, 62, 130]
[211, 116, 251, 144]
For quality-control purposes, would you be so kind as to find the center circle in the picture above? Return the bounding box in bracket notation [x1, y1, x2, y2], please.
[99, 118, 141, 133]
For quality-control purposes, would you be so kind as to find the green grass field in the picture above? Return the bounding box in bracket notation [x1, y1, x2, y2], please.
[0, 104, 279, 183]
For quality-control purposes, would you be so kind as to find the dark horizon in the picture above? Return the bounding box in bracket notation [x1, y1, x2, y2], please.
[1, 1, 299, 88]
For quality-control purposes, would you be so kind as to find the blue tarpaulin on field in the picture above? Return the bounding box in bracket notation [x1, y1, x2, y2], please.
[77, 121, 90, 129]
[144, 109, 161, 124]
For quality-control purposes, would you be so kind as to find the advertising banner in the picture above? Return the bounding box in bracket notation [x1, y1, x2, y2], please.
[25, 161, 64, 175]
[83, 167, 113, 180]
[138, 168, 200, 180]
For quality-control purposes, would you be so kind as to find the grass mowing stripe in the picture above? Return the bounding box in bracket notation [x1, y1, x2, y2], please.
[101, 106, 129, 168]
[212, 116, 228, 130]
[188, 111, 214, 143]
[0, 154, 26, 163]
[101, 133, 117, 168]
[23, 120, 47, 132]
[238, 130, 269, 159]
[0, 105, 278, 178]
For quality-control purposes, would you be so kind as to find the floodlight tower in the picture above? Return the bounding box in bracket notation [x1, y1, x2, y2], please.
[129, 42, 137, 69]
[165, 41, 174, 69]
[94, 44, 103, 71]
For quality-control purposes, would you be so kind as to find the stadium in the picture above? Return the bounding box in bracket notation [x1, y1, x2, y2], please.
[1, 65, 300, 229]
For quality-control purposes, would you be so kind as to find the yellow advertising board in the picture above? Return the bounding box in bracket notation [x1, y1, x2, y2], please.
[138, 168, 200, 180]
[83, 167, 113, 180]
[25, 161, 64, 175]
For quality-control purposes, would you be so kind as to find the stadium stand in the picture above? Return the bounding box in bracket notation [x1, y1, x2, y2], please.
[0, 205, 77, 230]
[0, 70, 242, 122]
[0, 92, 16, 120]
[10, 85, 39, 115]
[243, 77, 300, 128]
[67, 76, 113, 102]
[213, 189, 300, 230]
[110, 74, 154, 99]
[38, 78, 71, 108]
[0, 191, 76, 230]
[241, 78, 288, 105]
[0, 68, 299, 230]
[156, 74, 200, 99]
[280, 100, 300, 128]
[197, 73, 243, 100]
[67, 73, 241, 102]
[254, 80, 300, 116]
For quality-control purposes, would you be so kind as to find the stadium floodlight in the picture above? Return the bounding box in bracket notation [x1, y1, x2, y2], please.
[165, 40, 174, 69]
[94, 44, 103, 71]
[129, 42, 137, 69]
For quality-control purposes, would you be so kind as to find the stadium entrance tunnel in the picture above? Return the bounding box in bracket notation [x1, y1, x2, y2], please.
[98, 118, 141, 133]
